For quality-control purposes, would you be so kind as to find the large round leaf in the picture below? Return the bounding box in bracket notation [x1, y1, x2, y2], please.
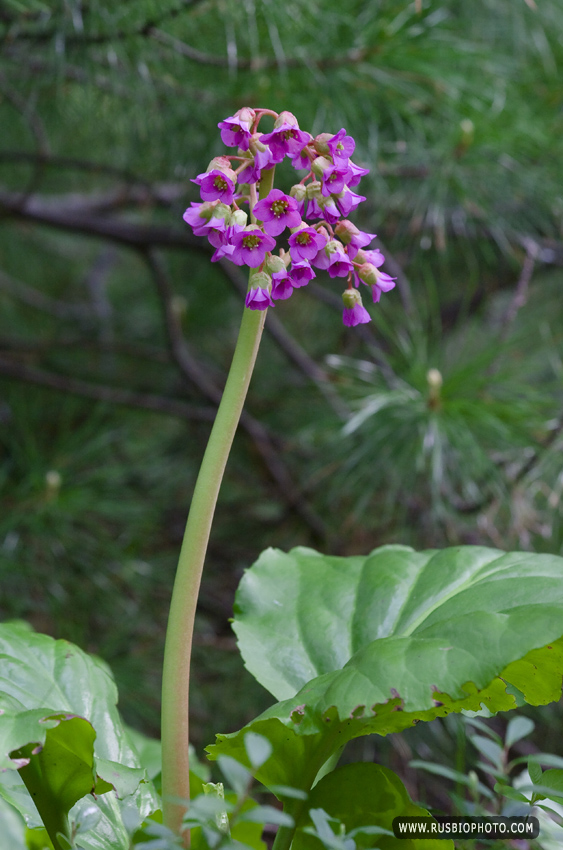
[208, 546, 563, 791]
[233, 545, 563, 700]
[0, 622, 159, 843]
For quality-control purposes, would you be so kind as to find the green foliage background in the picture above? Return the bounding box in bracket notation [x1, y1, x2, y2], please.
[0, 0, 562, 756]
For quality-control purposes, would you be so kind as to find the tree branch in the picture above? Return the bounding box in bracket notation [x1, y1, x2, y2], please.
[216, 259, 350, 419]
[0, 354, 215, 421]
[144, 249, 328, 539]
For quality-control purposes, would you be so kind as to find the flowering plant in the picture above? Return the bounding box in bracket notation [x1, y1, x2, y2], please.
[184, 108, 395, 326]
[3, 106, 563, 850]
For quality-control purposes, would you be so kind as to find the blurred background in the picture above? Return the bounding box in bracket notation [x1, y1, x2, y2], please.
[0, 0, 562, 775]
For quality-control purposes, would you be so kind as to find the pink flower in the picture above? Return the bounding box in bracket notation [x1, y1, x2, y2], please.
[346, 160, 370, 188]
[343, 302, 371, 326]
[192, 169, 236, 205]
[183, 202, 229, 237]
[218, 113, 254, 151]
[355, 260, 396, 301]
[245, 286, 275, 310]
[260, 122, 312, 163]
[238, 147, 274, 185]
[327, 128, 355, 161]
[335, 220, 377, 259]
[342, 286, 371, 326]
[370, 276, 396, 303]
[208, 223, 246, 262]
[327, 250, 354, 278]
[336, 188, 366, 217]
[288, 227, 327, 262]
[291, 144, 313, 170]
[253, 189, 301, 236]
[320, 162, 351, 197]
[319, 196, 341, 225]
[289, 261, 316, 287]
[230, 228, 276, 267]
[271, 269, 294, 300]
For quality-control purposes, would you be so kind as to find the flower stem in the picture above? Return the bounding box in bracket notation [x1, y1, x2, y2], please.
[161, 165, 275, 845]
[161, 301, 266, 839]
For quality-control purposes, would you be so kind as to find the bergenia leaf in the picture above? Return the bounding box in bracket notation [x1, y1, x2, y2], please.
[233, 545, 563, 700]
[293, 763, 451, 850]
[0, 622, 159, 845]
[208, 546, 563, 792]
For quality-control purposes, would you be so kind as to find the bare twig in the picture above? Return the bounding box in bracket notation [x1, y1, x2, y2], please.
[0, 355, 215, 421]
[0, 270, 92, 320]
[307, 281, 399, 388]
[144, 249, 328, 538]
[0, 190, 201, 250]
[0, 73, 50, 200]
[498, 240, 538, 344]
[217, 259, 350, 419]
[0, 334, 170, 363]
[487, 241, 538, 378]
[0, 151, 151, 187]
[373, 236, 415, 317]
[1, 0, 209, 45]
[149, 26, 379, 71]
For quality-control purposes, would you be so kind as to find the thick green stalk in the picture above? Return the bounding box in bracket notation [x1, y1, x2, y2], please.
[161, 301, 266, 838]
[161, 168, 275, 842]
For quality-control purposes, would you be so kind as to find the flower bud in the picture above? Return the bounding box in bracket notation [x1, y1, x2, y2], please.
[264, 254, 286, 274]
[313, 133, 333, 155]
[289, 183, 307, 203]
[207, 156, 233, 173]
[324, 239, 343, 256]
[274, 110, 299, 129]
[342, 287, 362, 309]
[210, 202, 232, 222]
[204, 156, 237, 187]
[235, 106, 256, 127]
[249, 271, 272, 289]
[229, 209, 248, 227]
[192, 201, 231, 225]
[249, 134, 269, 154]
[335, 219, 360, 244]
[357, 263, 380, 286]
[427, 368, 443, 389]
[427, 368, 443, 409]
[45, 469, 62, 501]
[306, 181, 322, 199]
[311, 156, 332, 178]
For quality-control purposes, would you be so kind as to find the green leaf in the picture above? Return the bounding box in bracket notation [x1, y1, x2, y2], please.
[528, 759, 543, 786]
[237, 805, 294, 827]
[209, 546, 563, 791]
[11, 715, 98, 848]
[293, 763, 452, 850]
[0, 624, 159, 846]
[528, 769, 563, 803]
[217, 755, 252, 795]
[244, 733, 273, 771]
[493, 783, 530, 804]
[0, 795, 27, 850]
[233, 546, 563, 701]
[67, 795, 131, 850]
[505, 716, 535, 748]
[408, 760, 494, 799]
[467, 734, 504, 770]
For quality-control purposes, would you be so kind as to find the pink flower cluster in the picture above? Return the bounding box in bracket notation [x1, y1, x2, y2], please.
[183, 108, 395, 326]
